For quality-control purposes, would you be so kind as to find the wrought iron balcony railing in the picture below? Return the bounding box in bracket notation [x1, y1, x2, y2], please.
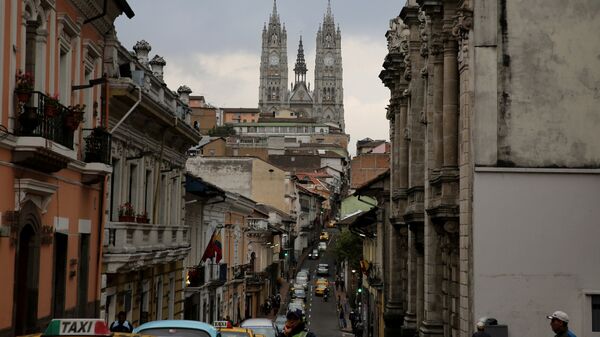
[14, 91, 74, 149]
[83, 128, 112, 165]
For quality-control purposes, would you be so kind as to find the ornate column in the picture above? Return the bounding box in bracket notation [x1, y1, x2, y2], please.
[419, 1, 445, 337]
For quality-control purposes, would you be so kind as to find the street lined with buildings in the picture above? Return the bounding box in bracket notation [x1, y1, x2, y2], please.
[1, 0, 599, 337]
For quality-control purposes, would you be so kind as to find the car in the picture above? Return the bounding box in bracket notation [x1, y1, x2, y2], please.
[273, 315, 287, 334]
[319, 231, 329, 241]
[134, 320, 219, 337]
[240, 318, 278, 337]
[315, 277, 328, 287]
[291, 298, 306, 308]
[292, 288, 307, 301]
[295, 275, 308, 289]
[215, 324, 260, 337]
[309, 248, 319, 259]
[286, 303, 306, 322]
[315, 284, 328, 296]
[317, 263, 329, 276]
[318, 242, 327, 251]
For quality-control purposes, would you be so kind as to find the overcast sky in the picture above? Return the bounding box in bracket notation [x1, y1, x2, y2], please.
[115, 0, 401, 154]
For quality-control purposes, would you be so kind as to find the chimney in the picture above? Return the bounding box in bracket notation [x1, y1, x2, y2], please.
[149, 55, 166, 81]
[177, 85, 192, 104]
[133, 40, 152, 66]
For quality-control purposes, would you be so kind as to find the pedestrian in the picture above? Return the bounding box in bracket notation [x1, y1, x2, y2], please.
[109, 311, 133, 333]
[547, 310, 577, 337]
[471, 321, 491, 337]
[277, 308, 316, 337]
[338, 306, 346, 329]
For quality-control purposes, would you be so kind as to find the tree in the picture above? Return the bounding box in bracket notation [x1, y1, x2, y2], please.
[333, 228, 362, 271]
[208, 125, 236, 137]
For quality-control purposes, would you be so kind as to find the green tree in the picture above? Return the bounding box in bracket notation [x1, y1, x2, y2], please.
[333, 228, 362, 271]
[208, 125, 236, 137]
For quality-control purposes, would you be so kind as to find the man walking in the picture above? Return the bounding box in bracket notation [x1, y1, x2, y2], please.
[338, 305, 346, 329]
[547, 311, 577, 337]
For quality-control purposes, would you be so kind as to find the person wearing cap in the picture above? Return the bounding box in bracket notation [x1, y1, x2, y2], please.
[277, 308, 316, 337]
[547, 310, 577, 337]
[472, 321, 491, 337]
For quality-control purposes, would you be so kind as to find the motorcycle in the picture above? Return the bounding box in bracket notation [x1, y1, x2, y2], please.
[323, 292, 329, 302]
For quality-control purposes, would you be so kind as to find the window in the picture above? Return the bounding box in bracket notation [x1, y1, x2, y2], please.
[144, 170, 153, 219]
[128, 164, 138, 206]
[593, 295, 600, 332]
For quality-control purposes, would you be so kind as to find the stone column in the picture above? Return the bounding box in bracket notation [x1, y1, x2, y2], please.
[431, 21, 444, 171]
[442, 33, 458, 169]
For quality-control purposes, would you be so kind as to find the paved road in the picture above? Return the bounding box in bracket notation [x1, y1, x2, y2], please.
[300, 228, 351, 337]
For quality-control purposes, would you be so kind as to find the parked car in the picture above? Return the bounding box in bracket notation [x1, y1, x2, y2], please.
[315, 284, 328, 296]
[292, 287, 307, 301]
[319, 231, 329, 241]
[295, 275, 308, 289]
[240, 318, 278, 337]
[318, 242, 327, 251]
[134, 320, 219, 337]
[273, 315, 287, 334]
[309, 248, 319, 259]
[315, 277, 328, 287]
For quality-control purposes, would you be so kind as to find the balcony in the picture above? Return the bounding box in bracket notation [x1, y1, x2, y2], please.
[103, 221, 190, 273]
[12, 91, 76, 172]
[79, 128, 113, 184]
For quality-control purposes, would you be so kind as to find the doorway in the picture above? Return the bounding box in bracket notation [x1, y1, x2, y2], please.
[14, 223, 40, 335]
[53, 233, 68, 318]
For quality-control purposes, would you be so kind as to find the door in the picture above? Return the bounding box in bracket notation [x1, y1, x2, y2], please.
[53, 233, 68, 317]
[14, 223, 39, 335]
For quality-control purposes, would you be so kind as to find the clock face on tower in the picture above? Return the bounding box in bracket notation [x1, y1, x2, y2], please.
[324, 55, 334, 66]
[269, 53, 280, 66]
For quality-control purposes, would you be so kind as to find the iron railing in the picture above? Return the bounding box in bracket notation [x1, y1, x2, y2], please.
[14, 91, 74, 149]
[83, 128, 112, 165]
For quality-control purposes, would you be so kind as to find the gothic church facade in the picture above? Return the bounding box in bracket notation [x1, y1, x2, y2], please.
[258, 1, 345, 131]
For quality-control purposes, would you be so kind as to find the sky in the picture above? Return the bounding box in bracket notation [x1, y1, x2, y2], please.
[115, 0, 402, 154]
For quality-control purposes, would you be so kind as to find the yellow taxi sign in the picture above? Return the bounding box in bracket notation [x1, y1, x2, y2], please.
[213, 321, 230, 328]
[43, 319, 110, 336]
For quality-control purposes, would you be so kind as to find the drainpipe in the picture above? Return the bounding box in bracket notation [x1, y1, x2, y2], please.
[110, 85, 141, 134]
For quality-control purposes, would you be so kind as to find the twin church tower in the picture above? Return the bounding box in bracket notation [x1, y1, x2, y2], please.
[258, 0, 345, 131]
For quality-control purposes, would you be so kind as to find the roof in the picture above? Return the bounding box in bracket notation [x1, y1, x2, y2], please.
[231, 122, 329, 127]
[337, 210, 366, 226]
[115, 0, 135, 18]
[257, 117, 317, 123]
[240, 318, 277, 328]
[222, 108, 260, 113]
[355, 169, 390, 195]
[134, 320, 218, 337]
[185, 174, 226, 198]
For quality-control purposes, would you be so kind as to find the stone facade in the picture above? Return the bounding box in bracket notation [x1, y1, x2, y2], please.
[258, 1, 345, 130]
[381, 0, 600, 336]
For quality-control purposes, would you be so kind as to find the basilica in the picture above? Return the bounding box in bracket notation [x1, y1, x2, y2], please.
[258, 0, 345, 131]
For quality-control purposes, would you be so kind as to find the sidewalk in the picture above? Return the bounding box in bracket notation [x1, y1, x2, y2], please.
[333, 282, 353, 333]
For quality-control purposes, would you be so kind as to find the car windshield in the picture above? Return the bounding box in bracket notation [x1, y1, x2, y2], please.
[138, 328, 211, 337]
[295, 289, 305, 295]
[246, 327, 276, 337]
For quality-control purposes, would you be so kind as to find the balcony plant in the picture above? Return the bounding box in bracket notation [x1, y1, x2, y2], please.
[44, 94, 60, 118]
[118, 202, 135, 222]
[64, 104, 85, 131]
[15, 70, 34, 103]
[136, 211, 150, 224]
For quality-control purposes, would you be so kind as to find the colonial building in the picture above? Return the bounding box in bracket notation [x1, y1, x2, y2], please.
[101, 39, 200, 325]
[258, 0, 345, 130]
[0, 1, 133, 335]
[380, 1, 600, 337]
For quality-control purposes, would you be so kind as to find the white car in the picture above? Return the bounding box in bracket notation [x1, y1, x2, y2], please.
[318, 242, 327, 251]
[309, 248, 319, 259]
[317, 263, 329, 276]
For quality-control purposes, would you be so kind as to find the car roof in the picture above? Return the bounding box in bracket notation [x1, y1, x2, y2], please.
[220, 328, 251, 333]
[134, 320, 217, 336]
[240, 318, 275, 327]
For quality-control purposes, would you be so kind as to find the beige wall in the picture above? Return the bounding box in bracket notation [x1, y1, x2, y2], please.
[251, 159, 288, 212]
[474, 0, 600, 167]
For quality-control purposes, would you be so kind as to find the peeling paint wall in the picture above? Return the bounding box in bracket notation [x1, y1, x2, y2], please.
[474, 0, 600, 167]
[186, 157, 253, 198]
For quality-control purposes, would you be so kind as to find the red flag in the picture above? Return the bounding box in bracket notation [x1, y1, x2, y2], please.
[201, 231, 216, 262]
[201, 229, 223, 263]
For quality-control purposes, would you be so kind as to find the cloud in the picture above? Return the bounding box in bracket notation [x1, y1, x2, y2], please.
[162, 52, 260, 107]
[159, 34, 390, 156]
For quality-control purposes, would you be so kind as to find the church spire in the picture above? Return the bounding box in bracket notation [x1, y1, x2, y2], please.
[270, 0, 279, 23]
[327, 0, 332, 17]
[294, 36, 307, 85]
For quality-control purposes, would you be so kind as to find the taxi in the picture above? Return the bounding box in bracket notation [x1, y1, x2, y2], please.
[214, 321, 258, 337]
[314, 284, 328, 296]
[315, 277, 328, 287]
[319, 231, 329, 241]
[17, 319, 153, 337]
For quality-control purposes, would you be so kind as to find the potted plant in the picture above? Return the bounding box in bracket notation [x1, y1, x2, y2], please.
[44, 94, 60, 117]
[118, 202, 135, 222]
[15, 70, 34, 102]
[136, 211, 150, 224]
[64, 104, 86, 131]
